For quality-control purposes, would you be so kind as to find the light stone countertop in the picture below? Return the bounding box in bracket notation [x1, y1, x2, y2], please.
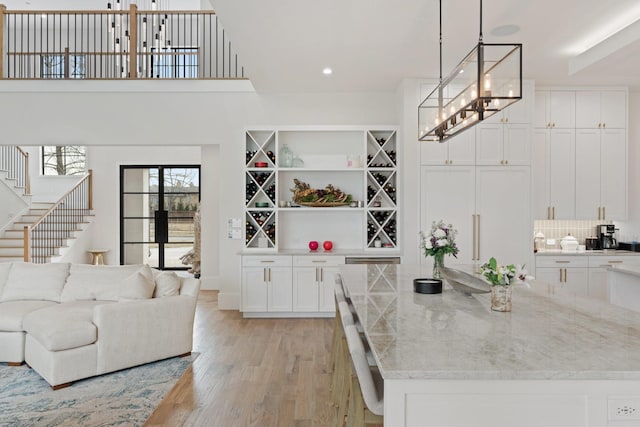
[535, 249, 640, 256]
[338, 264, 640, 381]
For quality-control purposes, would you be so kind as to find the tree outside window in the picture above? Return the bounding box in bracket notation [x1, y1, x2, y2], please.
[42, 146, 87, 176]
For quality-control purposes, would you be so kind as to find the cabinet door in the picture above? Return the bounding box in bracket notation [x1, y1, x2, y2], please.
[600, 128, 627, 220]
[548, 129, 575, 219]
[292, 267, 319, 312]
[420, 166, 475, 265]
[503, 81, 532, 124]
[447, 128, 476, 165]
[475, 124, 503, 165]
[564, 268, 589, 296]
[549, 91, 575, 128]
[503, 123, 531, 165]
[420, 139, 449, 165]
[587, 267, 608, 301]
[575, 129, 601, 219]
[534, 91, 550, 128]
[476, 166, 531, 266]
[242, 268, 268, 312]
[319, 266, 340, 312]
[575, 91, 601, 129]
[600, 91, 626, 129]
[533, 129, 550, 219]
[267, 267, 293, 312]
[535, 267, 562, 286]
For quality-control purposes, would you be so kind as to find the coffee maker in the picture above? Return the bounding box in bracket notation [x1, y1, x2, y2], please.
[599, 224, 618, 249]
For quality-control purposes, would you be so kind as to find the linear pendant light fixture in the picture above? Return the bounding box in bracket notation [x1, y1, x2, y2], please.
[418, 0, 522, 142]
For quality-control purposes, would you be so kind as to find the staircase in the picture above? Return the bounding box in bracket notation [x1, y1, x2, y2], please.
[0, 202, 95, 264]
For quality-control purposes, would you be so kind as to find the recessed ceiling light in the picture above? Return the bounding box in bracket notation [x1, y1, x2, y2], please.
[322, 67, 333, 75]
[490, 24, 520, 37]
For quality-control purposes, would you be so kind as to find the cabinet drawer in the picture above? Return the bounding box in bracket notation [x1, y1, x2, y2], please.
[535, 256, 588, 268]
[293, 255, 345, 267]
[243, 255, 292, 267]
[588, 255, 640, 268]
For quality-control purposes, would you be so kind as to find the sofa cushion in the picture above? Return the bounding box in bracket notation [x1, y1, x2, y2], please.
[118, 269, 155, 300]
[153, 271, 181, 298]
[23, 301, 115, 351]
[0, 263, 11, 297]
[61, 264, 154, 302]
[0, 300, 57, 331]
[1, 262, 71, 303]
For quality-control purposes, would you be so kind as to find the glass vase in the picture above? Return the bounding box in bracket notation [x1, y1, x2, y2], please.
[490, 285, 512, 312]
[432, 252, 444, 279]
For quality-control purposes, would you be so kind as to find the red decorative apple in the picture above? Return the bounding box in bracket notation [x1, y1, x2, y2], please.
[323, 241, 333, 251]
[308, 241, 319, 251]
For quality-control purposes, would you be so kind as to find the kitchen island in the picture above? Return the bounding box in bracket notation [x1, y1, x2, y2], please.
[608, 264, 640, 313]
[339, 264, 640, 427]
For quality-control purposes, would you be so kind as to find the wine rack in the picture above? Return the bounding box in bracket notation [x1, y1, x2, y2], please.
[243, 128, 399, 252]
[366, 130, 398, 249]
[245, 130, 277, 249]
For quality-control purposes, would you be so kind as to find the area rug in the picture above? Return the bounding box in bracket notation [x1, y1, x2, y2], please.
[0, 354, 196, 427]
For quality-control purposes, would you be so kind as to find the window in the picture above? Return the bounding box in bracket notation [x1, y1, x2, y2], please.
[42, 146, 87, 176]
[41, 55, 86, 79]
[151, 47, 198, 78]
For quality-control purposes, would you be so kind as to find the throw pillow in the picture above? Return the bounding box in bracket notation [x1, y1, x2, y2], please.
[153, 271, 181, 297]
[62, 264, 147, 302]
[1, 262, 71, 302]
[118, 268, 156, 300]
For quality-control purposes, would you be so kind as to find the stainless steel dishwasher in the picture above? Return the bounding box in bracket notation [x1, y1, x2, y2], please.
[344, 257, 401, 264]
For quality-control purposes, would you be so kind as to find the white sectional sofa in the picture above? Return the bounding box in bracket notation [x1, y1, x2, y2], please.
[0, 262, 200, 389]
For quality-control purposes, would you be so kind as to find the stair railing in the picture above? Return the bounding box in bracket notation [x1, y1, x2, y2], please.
[0, 145, 30, 195]
[24, 169, 93, 263]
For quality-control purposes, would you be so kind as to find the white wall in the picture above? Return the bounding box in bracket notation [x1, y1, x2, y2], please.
[0, 176, 28, 231]
[21, 146, 80, 202]
[0, 83, 397, 307]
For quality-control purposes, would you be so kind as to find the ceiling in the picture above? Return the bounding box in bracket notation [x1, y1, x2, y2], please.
[5, 0, 640, 93]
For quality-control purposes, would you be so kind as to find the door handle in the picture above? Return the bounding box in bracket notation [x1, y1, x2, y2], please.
[260, 260, 275, 263]
[320, 267, 324, 282]
[552, 207, 555, 220]
[472, 214, 477, 261]
[268, 268, 271, 282]
[316, 267, 319, 282]
[564, 269, 567, 283]
[559, 268, 562, 283]
[598, 207, 601, 220]
[264, 268, 267, 282]
[547, 206, 550, 220]
[154, 210, 169, 244]
[603, 206, 606, 220]
[312, 260, 327, 263]
[476, 214, 480, 261]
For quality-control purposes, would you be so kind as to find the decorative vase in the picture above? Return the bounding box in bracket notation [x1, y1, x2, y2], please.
[490, 285, 512, 312]
[432, 252, 444, 279]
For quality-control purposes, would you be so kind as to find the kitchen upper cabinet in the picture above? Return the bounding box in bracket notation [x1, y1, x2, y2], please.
[484, 82, 533, 125]
[420, 127, 475, 166]
[575, 91, 626, 129]
[476, 123, 530, 166]
[420, 166, 476, 266]
[475, 166, 531, 266]
[575, 128, 626, 220]
[535, 91, 575, 129]
[537, 128, 576, 220]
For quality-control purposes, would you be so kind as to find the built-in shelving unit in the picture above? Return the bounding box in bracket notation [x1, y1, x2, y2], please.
[243, 127, 399, 252]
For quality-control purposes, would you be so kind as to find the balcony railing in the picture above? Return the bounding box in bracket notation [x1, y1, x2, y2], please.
[0, 4, 246, 80]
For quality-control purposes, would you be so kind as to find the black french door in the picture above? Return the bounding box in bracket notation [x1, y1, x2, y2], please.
[120, 165, 200, 270]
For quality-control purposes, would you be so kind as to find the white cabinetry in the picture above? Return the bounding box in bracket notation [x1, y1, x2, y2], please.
[242, 254, 342, 317]
[420, 166, 531, 267]
[476, 123, 530, 166]
[420, 129, 475, 166]
[534, 91, 575, 129]
[244, 128, 399, 252]
[535, 256, 589, 296]
[575, 91, 626, 129]
[536, 255, 640, 301]
[575, 128, 626, 220]
[292, 255, 344, 313]
[241, 256, 293, 313]
[533, 88, 627, 220]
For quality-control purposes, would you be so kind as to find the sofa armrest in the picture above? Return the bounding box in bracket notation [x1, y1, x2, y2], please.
[93, 295, 197, 374]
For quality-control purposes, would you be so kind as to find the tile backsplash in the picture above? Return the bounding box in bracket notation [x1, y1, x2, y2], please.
[533, 220, 613, 248]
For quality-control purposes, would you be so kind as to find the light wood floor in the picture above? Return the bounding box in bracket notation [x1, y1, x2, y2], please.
[145, 290, 335, 427]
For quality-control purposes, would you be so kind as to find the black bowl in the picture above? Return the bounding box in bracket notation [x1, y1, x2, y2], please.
[413, 278, 443, 294]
